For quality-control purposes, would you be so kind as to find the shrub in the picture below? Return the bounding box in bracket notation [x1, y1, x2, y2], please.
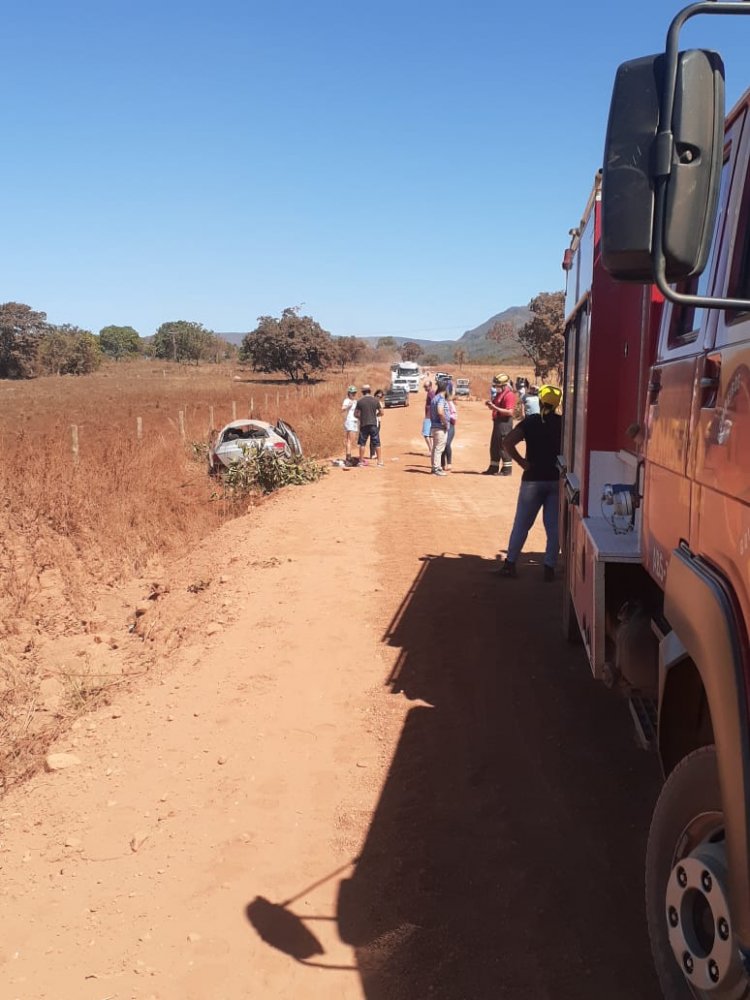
[219, 448, 327, 497]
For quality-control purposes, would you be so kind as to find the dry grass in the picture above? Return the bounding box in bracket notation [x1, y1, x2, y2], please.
[0, 357, 531, 791]
[0, 361, 397, 637]
[0, 358, 536, 637]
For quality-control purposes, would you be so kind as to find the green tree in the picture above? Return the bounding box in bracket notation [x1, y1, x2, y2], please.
[376, 336, 397, 351]
[240, 307, 334, 383]
[400, 341, 422, 362]
[152, 320, 217, 363]
[334, 335, 365, 372]
[0, 302, 47, 379]
[37, 325, 102, 375]
[516, 291, 565, 380]
[36, 328, 69, 376]
[65, 328, 103, 374]
[99, 325, 141, 360]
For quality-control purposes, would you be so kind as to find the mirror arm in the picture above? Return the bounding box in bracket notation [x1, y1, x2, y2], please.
[652, 257, 750, 311]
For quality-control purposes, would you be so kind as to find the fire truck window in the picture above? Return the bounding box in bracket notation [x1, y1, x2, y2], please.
[667, 155, 732, 346]
[730, 156, 750, 308]
[667, 276, 703, 347]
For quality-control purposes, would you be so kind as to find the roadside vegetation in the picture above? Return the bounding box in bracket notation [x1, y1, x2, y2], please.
[0, 361, 371, 638]
[0, 320, 550, 792]
[0, 360, 387, 791]
[219, 449, 328, 496]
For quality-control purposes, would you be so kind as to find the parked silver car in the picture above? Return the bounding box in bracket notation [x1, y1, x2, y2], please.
[208, 419, 302, 474]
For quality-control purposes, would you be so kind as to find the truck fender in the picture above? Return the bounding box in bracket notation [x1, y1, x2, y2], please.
[661, 545, 750, 944]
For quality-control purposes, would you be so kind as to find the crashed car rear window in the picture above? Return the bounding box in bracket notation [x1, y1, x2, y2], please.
[222, 426, 268, 442]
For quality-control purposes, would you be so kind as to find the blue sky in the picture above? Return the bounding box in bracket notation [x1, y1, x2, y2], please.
[3, 1, 750, 341]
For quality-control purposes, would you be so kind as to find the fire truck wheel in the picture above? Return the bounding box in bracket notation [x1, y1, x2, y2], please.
[645, 746, 748, 999]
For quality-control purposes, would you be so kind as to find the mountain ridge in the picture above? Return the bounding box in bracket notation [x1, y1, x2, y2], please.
[220, 305, 531, 363]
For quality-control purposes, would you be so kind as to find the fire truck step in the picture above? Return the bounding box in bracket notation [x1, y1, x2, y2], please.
[628, 696, 657, 751]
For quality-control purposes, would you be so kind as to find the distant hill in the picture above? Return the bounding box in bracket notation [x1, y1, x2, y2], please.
[356, 305, 532, 362]
[456, 306, 532, 359]
[218, 305, 532, 363]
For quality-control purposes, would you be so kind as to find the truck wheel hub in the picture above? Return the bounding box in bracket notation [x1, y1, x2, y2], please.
[665, 843, 745, 996]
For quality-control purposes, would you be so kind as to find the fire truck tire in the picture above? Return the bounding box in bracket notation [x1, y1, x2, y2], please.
[645, 746, 747, 999]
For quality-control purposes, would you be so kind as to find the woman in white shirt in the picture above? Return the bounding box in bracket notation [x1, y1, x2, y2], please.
[342, 386, 359, 461]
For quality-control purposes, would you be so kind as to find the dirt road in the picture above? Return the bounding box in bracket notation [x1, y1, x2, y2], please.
[0, 397, 662, 1000]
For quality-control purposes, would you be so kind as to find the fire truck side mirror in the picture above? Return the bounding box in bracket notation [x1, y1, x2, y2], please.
[601, 49, 724, 284]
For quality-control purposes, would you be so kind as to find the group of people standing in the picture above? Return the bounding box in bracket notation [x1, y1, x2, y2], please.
[341, 368, 564, 581]
[341, 384, 385, 466]
[421, 378, 458, 476]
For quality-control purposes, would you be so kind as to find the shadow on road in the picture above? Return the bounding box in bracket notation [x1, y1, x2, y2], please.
[336, 552, 662, 1000]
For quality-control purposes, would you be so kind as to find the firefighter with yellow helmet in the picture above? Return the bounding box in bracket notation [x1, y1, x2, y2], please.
[492, 384, 563, 580]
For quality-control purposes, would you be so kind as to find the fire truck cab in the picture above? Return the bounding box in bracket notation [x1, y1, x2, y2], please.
[562, 5, 750, 995]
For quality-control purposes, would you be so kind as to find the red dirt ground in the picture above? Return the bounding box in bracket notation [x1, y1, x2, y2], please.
[0, 397, 662, 1000]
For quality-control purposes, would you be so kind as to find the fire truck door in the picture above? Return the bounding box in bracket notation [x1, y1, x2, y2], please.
[645, 139, 737, 586]
[643, 348, 696, 586]
[692, 109, 750, 621]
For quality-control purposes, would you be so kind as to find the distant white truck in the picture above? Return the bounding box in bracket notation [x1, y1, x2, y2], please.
[390, 361, 420, 392]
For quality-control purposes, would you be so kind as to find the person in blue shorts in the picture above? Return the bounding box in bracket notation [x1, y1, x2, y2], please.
[355, 385, 384, 466]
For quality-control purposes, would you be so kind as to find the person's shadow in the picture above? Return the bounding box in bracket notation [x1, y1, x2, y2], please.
[334, 552, 662, 1000]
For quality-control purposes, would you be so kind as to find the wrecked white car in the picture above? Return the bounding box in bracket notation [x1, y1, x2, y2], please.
[208, 419, 302, 475]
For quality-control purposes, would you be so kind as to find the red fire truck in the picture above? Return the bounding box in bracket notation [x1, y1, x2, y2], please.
[561, 3, 750, 996]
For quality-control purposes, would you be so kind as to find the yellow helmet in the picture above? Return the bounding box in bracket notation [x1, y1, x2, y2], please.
[539, 384, 563, 409]
[492, 372, 510, 386]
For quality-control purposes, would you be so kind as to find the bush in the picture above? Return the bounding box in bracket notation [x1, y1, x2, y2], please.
[218, 448, 327, 497]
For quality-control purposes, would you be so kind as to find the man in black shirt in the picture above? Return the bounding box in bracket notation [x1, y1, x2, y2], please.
[494, 385, 563, 580]
[355, 385, 384, 466]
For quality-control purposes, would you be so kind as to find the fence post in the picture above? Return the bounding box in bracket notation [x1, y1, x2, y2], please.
[250, 397, 254, 414]
[136, 416, 143, 442]
[178, 410, 185, 440]
[209, 405, 214, 430]
[232, 400, 237, 420]
[71, 424, 79, 466]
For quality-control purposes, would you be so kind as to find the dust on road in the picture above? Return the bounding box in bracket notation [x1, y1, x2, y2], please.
[0, 398, 662, 1000]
